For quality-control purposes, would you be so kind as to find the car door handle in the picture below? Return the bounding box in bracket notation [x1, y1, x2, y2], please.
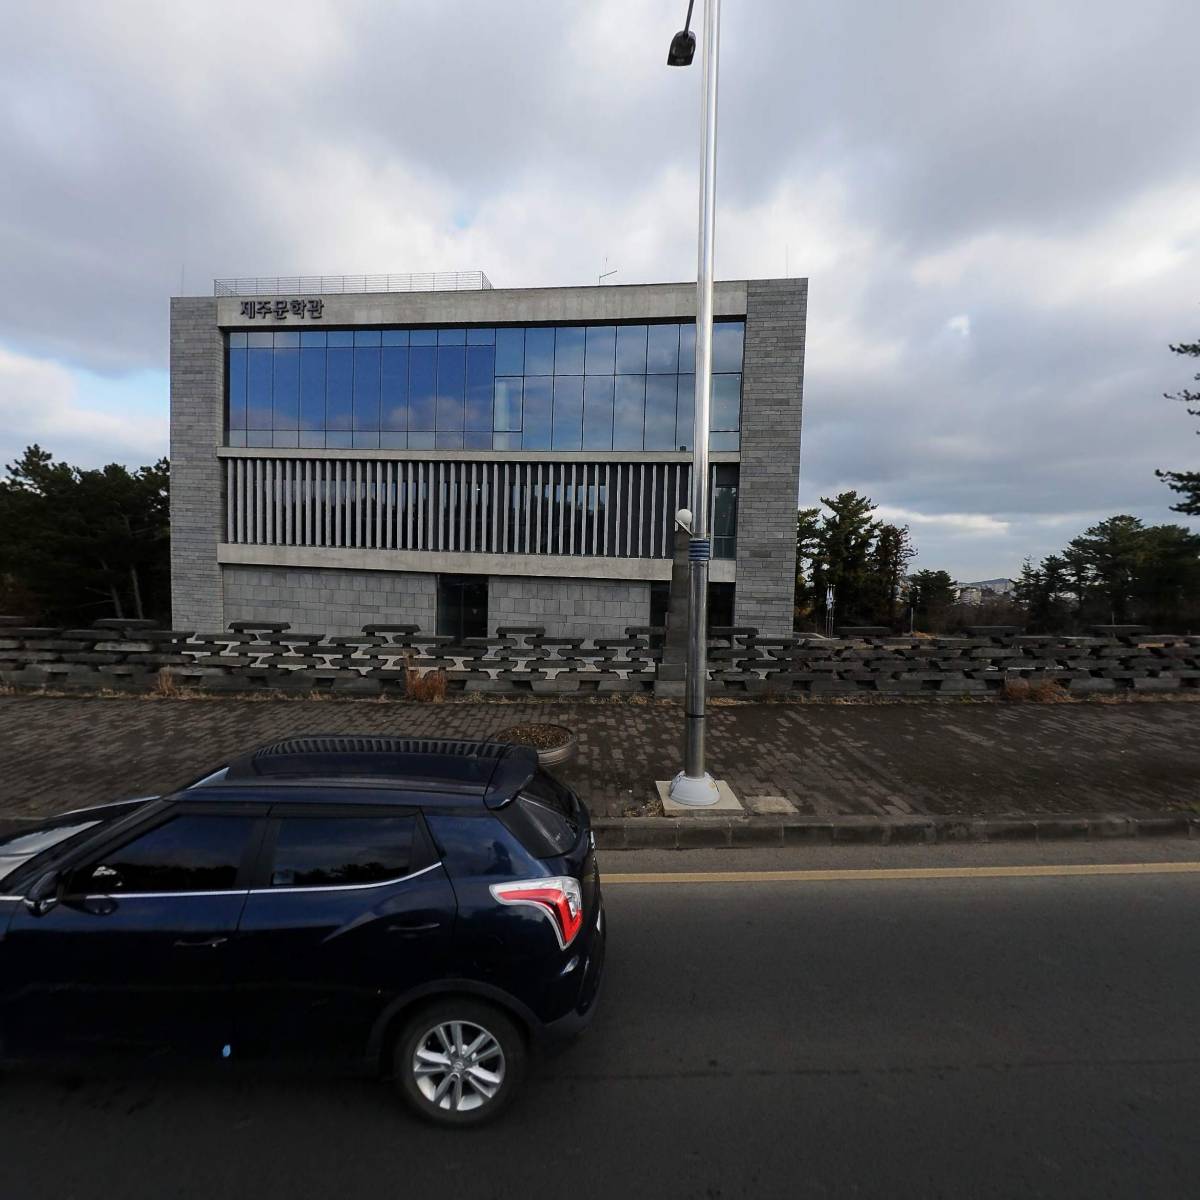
[387, 920, 441, 935]
[173, 936, 229, 949]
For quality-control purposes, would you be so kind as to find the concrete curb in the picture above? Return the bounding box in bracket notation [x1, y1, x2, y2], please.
[592, 811, 1200, 850]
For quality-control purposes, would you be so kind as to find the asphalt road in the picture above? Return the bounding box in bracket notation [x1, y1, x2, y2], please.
[5, 842, 1200, 1199]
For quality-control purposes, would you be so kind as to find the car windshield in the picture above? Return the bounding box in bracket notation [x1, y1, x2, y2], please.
[0, 820, 101, 859]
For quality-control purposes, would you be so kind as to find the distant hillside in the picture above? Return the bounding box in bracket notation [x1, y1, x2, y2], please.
[960, 577, 1015, 594]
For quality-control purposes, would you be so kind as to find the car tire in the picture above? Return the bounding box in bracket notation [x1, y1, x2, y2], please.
[394, 999, 526, 1127]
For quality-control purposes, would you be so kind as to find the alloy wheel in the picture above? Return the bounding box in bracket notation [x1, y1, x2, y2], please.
[411, 1020, 506, 1113]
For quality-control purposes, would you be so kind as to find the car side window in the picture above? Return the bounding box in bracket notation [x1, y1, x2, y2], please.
[71, 816, 257, 895]
[268, 816, 417, 888]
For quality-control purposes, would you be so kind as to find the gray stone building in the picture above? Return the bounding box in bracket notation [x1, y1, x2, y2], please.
[169, 273, 806, 639]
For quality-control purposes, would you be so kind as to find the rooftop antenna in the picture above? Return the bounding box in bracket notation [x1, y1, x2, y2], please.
[598, 255, 617, 285]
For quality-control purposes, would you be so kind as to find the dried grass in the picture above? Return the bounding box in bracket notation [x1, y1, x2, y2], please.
[403, 656, 447, 703]
[153, 667, 180, 698]
[1003, 678, 1073, 703]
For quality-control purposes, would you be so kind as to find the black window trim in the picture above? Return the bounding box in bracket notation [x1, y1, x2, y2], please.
[248, 804, 439, 894]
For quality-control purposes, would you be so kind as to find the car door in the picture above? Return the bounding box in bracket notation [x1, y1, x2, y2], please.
[1, 804, 265, 1059]
[230, 803, 456, 1062]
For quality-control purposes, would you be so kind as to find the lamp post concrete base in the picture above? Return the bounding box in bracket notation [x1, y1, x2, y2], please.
[659, 776, 743, 813]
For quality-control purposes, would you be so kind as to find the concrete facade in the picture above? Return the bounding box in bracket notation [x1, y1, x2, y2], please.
[223, 565, 435, 636]
[487, 576, 649, 639]
[169, 297, 225, 632]
[170, 278, 806, 639]
[734, 279, 807, 638]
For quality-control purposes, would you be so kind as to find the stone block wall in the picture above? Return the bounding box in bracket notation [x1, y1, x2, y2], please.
[223, 566, 435, 636]
[487, 576, 649, 639]
[735, 278, 807, 638]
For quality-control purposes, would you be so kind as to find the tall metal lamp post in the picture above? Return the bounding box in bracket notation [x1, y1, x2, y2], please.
[667, 0, 721, 807]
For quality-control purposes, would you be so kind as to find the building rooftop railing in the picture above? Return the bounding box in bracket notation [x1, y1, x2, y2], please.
[213, 271, 494, 297]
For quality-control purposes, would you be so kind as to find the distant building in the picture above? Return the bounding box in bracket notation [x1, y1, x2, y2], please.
[169, 273, 807, 639]
[954, 578, 1016, 606]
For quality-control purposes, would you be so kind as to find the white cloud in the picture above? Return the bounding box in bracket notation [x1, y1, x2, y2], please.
[0, 346, 166, 468]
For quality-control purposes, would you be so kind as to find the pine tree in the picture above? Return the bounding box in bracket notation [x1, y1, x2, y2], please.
[1156, 336, 1200, 515]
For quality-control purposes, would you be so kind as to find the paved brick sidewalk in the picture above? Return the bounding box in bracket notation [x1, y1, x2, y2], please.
[1, 696, 1197, 823]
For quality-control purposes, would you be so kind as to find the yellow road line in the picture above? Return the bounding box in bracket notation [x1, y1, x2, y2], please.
[603, 862, 1200, 885]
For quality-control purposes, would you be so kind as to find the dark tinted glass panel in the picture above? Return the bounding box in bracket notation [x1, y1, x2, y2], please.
[465, 346, 495, 430]
[613, 375, 646, 450]
[552, 376, 584, 450]
[437, 575, 488, 640]
[353, 346, 380, 430]
[712, 321, 744, 372]
[585, 325, 615, 374]
[327, 331, 353, 348]
[711, 373, 741, 431]
[583, 375, 615, 450]
[554, 327, 585, 375]
[82, 816, 255, 894]
[247, 348, 273, 428]
[381, 329, 408, 347]
[713, 477, 738, 558]
[644, 375, 677, 450]
[326, 347, 353, 430]
[524, 327, 555, 375]
[269, 816, 415, 888]
[522, 377, 552, 449]
[381, 346, 409, 431]
[435, 346, 466, 431]
[679, 322, 696, 371]
[409, 330, 437, 347]
[438, 328, 466, 345]
[299, 347, 326, 430]
[467, 327, 495, 345]
[272, 348, 299, 429]
[647, 324, 679, 373]
[409, 347, 436, 430]
[675, 373, 695, 451]
[228, 347, 247, 429]
[495, 327, 524, 374]
[494, 377, 522, 431]
[616, 324, 647, 373]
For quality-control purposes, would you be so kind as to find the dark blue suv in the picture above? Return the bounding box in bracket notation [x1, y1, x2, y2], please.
[0, 736, 605, 1126]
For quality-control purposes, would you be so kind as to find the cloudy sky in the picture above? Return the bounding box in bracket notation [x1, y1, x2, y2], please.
[1, 0, 1197, 581]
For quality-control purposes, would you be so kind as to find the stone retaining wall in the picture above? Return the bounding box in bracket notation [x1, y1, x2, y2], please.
[2, 617, 1198, 698]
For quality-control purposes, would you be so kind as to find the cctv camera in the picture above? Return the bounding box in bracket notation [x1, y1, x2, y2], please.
[667, 29, 696, 66]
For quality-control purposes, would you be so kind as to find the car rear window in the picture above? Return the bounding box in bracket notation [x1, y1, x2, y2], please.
[268, 816, 417, 887]
[499, 770, 581, 858]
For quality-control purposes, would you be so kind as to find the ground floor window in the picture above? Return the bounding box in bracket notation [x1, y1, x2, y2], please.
[650, 581, 670, 629]
[437, 575, 488, 640]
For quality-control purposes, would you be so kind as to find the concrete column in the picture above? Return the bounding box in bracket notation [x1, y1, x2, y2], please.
[734, 278, 807, 637]
[169, 297, 225, 631]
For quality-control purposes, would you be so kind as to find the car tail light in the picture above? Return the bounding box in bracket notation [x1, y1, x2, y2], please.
[489, 876, 584, 949]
